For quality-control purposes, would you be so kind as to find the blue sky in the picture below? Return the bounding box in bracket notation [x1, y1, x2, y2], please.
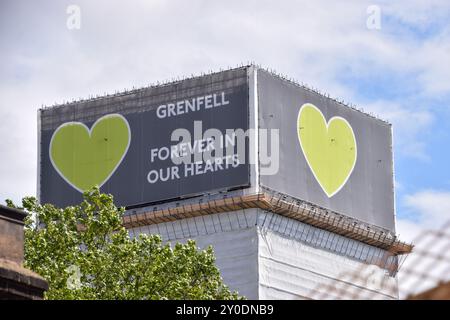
[358, 70, 450, 226]
[1, 0, 450, 244]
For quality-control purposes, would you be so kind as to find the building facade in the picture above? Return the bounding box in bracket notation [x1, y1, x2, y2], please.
[38, 65, 412, 299]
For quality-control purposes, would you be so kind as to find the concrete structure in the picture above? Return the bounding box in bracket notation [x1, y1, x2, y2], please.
[124, 189, 411, 299]
[0, 205, 48, 299]
[120, 67, 411, 299]
[38, 65, 412, 299]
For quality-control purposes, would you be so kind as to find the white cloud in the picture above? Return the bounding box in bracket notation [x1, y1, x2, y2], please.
[396, 219, 424, 244]
[363, 101, 433, 161]
[404, 190, 450, 227]
[381, 0, 450, 29]
[415, 29, 450, 95]
[396, 190, 450, 242]
[1, 0, 450, 204]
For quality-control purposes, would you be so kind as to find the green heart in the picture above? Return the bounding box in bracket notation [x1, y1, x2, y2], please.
[297, 103, 357, 197]
[50, 114, 130, 193]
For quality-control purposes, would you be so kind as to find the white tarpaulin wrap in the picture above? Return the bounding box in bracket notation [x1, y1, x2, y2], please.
[129, 209, 398, 300]
[130, 209, 260, 299]
[258, 228, 397, 299]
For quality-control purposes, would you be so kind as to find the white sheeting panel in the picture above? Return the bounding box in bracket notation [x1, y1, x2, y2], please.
[184, 228, 259, 298]
[130, 209, 260, 299]
[255, 211, 397, 270]
[258, 228, 398, 300]
[129, 208, 398, 300]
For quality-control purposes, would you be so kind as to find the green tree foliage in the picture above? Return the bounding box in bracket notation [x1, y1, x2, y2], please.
[10, 187, 241, 300]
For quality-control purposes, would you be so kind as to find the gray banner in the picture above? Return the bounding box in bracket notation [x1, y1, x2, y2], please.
[258, 70, 395, 231]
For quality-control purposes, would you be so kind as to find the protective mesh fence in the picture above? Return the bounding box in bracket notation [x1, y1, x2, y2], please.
[308, 220, 450, 299]
[128, 209, 398, 275]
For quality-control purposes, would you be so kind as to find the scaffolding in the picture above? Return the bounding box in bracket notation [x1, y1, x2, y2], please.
[123, 190, 412, 264]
